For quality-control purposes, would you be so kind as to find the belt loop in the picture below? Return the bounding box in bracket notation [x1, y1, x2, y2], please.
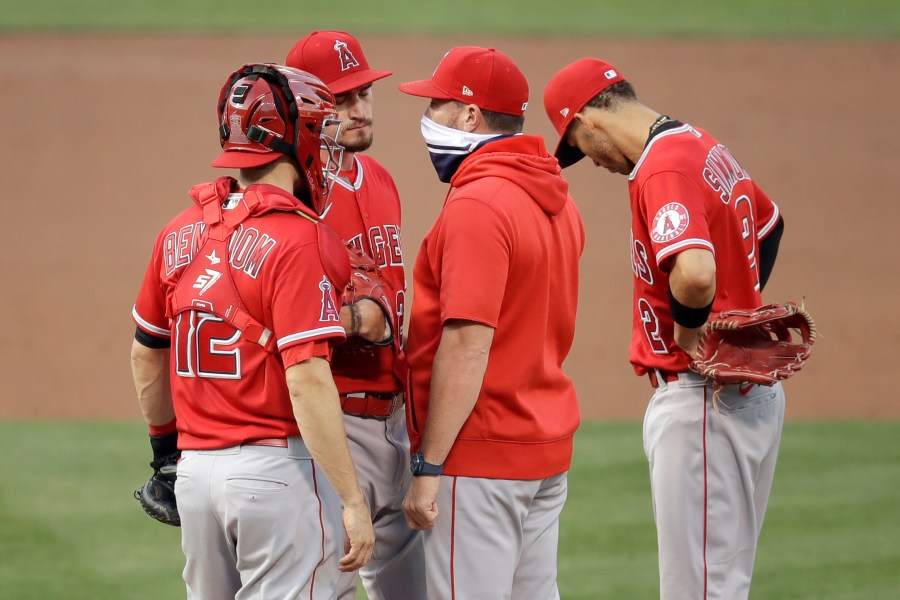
[648, 369, 682, 390]
[286, 436, 311, 459]
[656, 369, 669, 391]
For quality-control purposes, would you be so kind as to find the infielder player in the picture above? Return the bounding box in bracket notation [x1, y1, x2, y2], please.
[130, 64, 373, 598]
[544, 58, 787, 599]
[285, 30, 425, 600]
[398, 47, 585, 599]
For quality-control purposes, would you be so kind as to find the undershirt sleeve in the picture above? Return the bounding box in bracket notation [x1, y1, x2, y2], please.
[134, 327, 170, 349]
[758, 217, 784, 291]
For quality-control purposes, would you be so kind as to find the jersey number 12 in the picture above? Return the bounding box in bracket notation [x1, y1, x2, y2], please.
[173, 311, 242, 379]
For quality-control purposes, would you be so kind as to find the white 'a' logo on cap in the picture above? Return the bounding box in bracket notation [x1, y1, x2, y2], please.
[334, 40, 360, 72]
[560, 107, 570, 117]
[462, 85, 474, 97]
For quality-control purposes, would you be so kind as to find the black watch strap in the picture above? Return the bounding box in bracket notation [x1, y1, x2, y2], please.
[410, 451, 444, 476]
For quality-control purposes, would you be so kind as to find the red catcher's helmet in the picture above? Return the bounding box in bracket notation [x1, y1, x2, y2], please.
[213, 63, 343, 214]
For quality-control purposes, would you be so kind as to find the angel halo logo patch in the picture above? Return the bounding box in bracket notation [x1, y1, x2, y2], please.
[651, 202, 690, 243]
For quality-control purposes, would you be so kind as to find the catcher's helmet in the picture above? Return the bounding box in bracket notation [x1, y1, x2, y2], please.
[212, 63, 343, 214]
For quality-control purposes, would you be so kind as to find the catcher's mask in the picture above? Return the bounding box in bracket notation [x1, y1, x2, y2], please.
[212, 63, 344, 215]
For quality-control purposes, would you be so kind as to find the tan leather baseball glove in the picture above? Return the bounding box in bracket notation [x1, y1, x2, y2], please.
[689, 301, 817, 386]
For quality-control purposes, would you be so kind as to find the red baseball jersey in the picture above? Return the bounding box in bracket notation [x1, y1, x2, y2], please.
[405, 135, 584, 480]
[132, 180, 348, 449]
[628, 124, 781, 375]
[320, 154, 407, 395]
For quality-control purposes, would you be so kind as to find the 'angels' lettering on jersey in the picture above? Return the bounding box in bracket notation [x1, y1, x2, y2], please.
[368, 225, 403, 268]
[163, 222, 277, 279]
[343, 226, 403, 270]
[703, 144, 749, 204]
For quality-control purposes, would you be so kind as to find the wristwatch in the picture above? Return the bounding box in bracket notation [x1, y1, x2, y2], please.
[410, 451, 444, 477]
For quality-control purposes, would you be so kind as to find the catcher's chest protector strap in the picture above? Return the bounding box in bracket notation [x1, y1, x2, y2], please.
[168, 185, 275, 352]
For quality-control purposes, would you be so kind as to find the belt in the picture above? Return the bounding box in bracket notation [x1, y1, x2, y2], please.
[648, 369, 681, 388]
[340, 392, 404, 419]
[244, 438, 289, 448]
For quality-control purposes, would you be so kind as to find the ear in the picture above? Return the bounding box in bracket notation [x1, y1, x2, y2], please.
[572, 111, 594, 132]
[462, 104, 484, 133]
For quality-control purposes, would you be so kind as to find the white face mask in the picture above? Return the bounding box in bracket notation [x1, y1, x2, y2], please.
[419, 115, 506, 183]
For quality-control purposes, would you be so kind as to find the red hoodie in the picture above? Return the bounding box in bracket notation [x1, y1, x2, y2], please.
[405, 135, 585, 479]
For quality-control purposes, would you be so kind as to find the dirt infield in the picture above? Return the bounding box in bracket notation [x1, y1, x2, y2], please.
[1, 34, 898, 420]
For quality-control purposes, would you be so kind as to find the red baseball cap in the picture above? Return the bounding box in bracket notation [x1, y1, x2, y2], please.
[398, 46, 529, 116]
[286, 30, 392, 95]
[543, 58, 626, 167]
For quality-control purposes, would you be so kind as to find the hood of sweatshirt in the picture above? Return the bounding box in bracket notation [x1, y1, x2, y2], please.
[449, 134, 569, 216]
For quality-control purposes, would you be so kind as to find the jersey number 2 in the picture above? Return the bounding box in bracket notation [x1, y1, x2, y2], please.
[639, 299, 668, 354]
[174, 311, 242, 379]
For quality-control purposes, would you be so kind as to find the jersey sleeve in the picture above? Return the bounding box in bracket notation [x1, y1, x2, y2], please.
[640, 171, 714, 270]
[434, 197, 509, 328]
[752, 180, 781, 240]
[132, 236, 171, 343]
[269, 242, 347, 366]
[279, 339, 333, 369]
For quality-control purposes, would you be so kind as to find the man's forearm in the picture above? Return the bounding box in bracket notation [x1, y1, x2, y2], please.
[131, 339, 174, 426]
[287, 358, 365, 508]
[669, 249, 716, 354]
[420, 321, 494, 465]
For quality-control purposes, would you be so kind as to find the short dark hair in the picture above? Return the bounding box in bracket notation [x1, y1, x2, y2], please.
[451, 100, 524, 133]
[584, 80, 637, 111]
[240, 156, 282, 180]
[480, 108, 524, 133]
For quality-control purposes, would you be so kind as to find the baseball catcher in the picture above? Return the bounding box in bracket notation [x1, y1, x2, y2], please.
[134, 431, 180, 527]
[689, 301, 817, 387]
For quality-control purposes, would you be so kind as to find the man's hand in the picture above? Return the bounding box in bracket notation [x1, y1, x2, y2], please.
[339, 499, 375, 572]
[341, 298, 391, 343]
[340, 244, 394, 344]
[403, 475, 441, 530]
[674, 323, 704, 360]
[286, 358, 374, 571]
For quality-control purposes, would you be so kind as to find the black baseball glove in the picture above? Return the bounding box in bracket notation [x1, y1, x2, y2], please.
[134, 431, 181, 527]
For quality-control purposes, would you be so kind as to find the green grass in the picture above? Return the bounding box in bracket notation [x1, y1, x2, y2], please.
[0, 0, 898, 38]
[0, 422, 184, 600]
[0, 421, 898, 599]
